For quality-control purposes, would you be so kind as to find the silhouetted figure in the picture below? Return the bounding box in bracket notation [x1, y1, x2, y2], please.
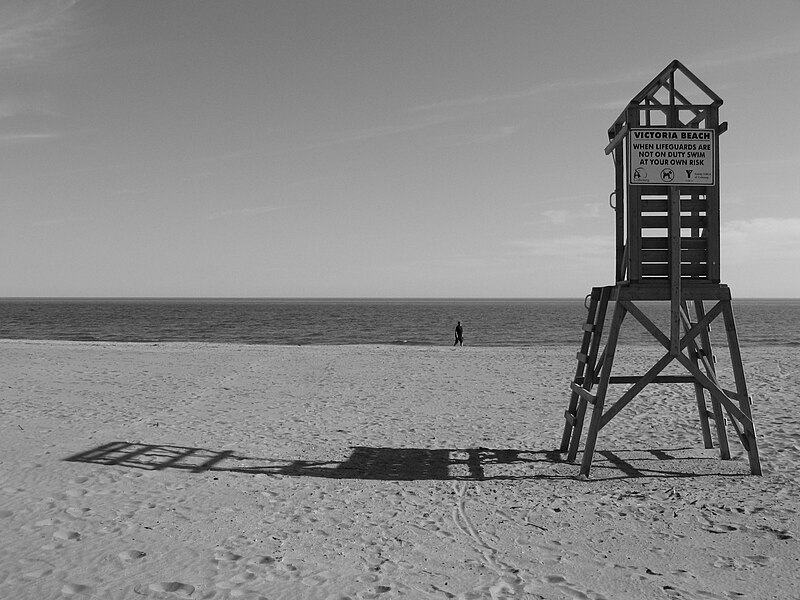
[454, 321, 463, 346]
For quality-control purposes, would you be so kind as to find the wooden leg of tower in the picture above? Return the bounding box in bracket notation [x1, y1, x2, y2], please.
[694, 300, 730, 460]
[561, 390, 581, 454]
[567, 398, 586, 463]
[721, 300, 762, 475]
[681, 301, 713, 449]
[692, 384, 713, 449]
[580, 300, 626, 478]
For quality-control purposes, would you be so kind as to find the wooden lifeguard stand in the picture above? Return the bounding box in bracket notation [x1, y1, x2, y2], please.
[560, 60, 762, 477]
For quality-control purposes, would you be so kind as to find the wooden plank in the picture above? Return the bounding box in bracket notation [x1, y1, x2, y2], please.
[641, 198, 668, 212]
[570, 381, 596, 405]
[624, 300, 670, 349]
[681, 238, 708, 250]
[680, 196, 707, 212]
[641, 263, 708, 277]
[641, 249, 669, 262]
[642, 215, 669, 229]
[674, 353, 752, 426]
[681, 248, 709, 262]
[599, 352, 676, 429]
[639, 185, 671, 195]
[604, 123, 628, 155]
[641, 237, 707, 250]
[678, 300, 725, 353]
[680, 264, 710, 277]
[640, 195, 708, 212]
[612, 282, 730, 301]
[641, 249, 707, 263]
[681, 215, 708, 229]
[640, 216, 708, 229]
[642, 237, 669, 250]
[641, 264, 669, 276]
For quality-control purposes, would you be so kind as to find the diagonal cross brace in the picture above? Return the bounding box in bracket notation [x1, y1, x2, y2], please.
[594, 299, 739, 432]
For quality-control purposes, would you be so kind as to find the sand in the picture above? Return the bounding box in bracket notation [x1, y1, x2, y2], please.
[0, 340, 797, 600]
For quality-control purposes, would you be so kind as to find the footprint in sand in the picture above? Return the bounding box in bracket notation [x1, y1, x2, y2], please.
[713, 554, 773, 570]
[539, 574, 608, 600]
[53, 529, 81, 541]
[118, 549, 147, 561]
[246, 555, 276, 566]
[149, 581, 196, 595]
[214, 549, 243, 562]
[23, 568, 53, 580]
[61, 582, 93, 596]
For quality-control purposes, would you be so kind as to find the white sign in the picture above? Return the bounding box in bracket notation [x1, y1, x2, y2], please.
[628, 128, 715, 186]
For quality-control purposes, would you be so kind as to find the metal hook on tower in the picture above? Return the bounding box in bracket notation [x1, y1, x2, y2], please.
[609, 190, 617, 210]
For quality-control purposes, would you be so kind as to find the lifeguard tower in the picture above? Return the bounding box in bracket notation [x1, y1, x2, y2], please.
[560, 60, 762, 477]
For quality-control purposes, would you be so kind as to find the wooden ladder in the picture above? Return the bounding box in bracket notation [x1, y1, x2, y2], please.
[560, 286, 612, 462]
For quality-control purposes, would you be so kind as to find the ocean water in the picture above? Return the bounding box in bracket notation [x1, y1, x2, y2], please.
[0, 298, 797, 347]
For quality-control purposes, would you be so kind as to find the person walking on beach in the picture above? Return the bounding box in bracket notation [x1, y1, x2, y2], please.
[454, 321, 464, 346]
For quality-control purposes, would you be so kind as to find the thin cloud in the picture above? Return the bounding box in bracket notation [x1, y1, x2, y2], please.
[509, 234, 613, 258]
[543, 210, 569, 225]
[306, 113, 462, 150]
[408, 68, 660, 115]
[723, 217, 800, 261]
[434, 124, 522, 148]
[207, 206, 284, 221]
[0, 0, 81, 63]
[0, 131, 61, 144]
[693, 33, 800, 72]
[31, 215, 88, 228]
[726, 155, 800, 169]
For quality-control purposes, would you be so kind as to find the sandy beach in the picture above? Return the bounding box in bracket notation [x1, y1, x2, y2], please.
[0, 340, 797, 600]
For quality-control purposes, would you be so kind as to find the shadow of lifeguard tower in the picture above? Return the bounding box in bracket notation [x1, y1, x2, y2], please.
[560, 60, 762, 477]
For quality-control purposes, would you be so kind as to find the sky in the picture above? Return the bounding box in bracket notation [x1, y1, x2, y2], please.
[1, 0, 799, 298]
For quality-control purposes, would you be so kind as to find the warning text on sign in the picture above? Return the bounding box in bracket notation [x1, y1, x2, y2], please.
[628, 128, 715, 186]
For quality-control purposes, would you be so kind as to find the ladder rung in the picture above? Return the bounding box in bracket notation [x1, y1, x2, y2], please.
[570, 382, 596, 405]
[576, 352, 588, 364]
[564, 410, 576, 425]
[582, 323, 596, 332]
